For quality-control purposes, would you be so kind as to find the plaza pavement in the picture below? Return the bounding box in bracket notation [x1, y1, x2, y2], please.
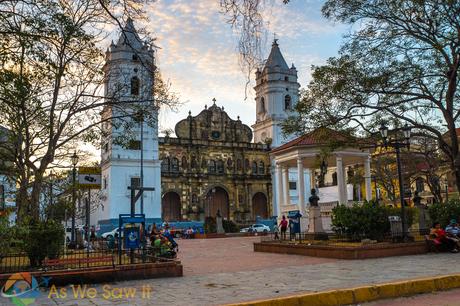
[4, 236, 460, 306]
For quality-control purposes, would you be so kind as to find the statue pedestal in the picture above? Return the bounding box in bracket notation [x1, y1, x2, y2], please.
[216, 217, 225, 234]
[307, 206, 327, 240]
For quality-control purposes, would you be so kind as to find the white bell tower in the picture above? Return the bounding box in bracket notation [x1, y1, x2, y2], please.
[97, 19, 161, 233]
[252, 39, 300, 148]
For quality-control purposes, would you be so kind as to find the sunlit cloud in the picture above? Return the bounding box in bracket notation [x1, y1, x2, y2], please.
[86, 0, 347, 159]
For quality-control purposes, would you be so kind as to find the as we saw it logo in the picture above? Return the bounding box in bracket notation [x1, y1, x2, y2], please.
[1, 272, 46, 306]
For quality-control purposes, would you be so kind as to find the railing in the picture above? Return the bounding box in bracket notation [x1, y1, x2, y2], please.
[260, 229, 431, 246]
[0, 238, 177, 274]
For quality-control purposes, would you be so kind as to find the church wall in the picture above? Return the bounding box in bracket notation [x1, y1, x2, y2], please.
[159, 106, 273, 222]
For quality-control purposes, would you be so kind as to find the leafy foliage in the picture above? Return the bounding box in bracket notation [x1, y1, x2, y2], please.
[283, 0, 460, 192]
[428, 200, 460, 228]
[0, 216, 14, 262]
[204, 216, 217, 234]
[22, 220, 65, 267]
[332, 201, 414, 241]
[222, 219, 239, 233]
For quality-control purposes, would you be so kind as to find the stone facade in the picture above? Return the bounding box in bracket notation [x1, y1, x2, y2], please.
[159, 101, 272, 223]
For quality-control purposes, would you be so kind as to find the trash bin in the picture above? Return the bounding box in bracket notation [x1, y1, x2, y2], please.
[388, 215, 402, 241]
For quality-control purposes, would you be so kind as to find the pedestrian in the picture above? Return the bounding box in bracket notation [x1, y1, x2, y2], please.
[279, 215, 288, 240]
[273, 224, 280, 240]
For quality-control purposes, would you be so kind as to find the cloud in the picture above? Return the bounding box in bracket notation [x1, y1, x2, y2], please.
[143, 0, 345, 132]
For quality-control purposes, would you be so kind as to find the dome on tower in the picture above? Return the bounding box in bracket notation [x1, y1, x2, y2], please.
[115, 18, 144, 50]
[264, 39, 289, 70]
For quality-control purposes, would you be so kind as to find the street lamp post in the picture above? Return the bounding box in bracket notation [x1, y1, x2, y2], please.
[70, 151, 79, 248]
[379, 122, 411, 240]
[444, 178, 449, 203]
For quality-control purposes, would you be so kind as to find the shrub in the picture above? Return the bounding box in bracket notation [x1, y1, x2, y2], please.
[332, 201, 415, 241]
[0, 216, 14, 263]
[23, 220, 65, 267]
[204, 216, 216, 234]
[428, 199, 460, 228]
[222, 219, 239, 233]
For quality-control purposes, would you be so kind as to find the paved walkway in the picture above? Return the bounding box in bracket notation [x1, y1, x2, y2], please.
[2, 237, 460, 306]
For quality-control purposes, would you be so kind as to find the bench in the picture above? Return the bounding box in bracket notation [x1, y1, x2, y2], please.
[44, 254, 114, 270]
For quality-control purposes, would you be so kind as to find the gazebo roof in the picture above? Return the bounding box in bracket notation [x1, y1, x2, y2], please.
[271, 127, 360, 153]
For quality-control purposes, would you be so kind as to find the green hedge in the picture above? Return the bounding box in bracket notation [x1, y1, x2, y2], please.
[428, 199, 460, 228]
[222, 219, 239, 233]
[0, 216, 14, 262]
[22, 220, 65, 267]
[204, 216, 216, 233]
[331, 201, 414, 241]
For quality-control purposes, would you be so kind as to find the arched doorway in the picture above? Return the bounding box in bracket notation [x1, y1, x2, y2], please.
[205, 187, 229, 219]
[162, 192, 181, 222]
[252, 192, 268, 220]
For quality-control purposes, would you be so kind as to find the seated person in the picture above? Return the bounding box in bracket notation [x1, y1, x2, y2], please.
[153, 236, 176, 258]
[430, 222, 458, 253]
[446, 219, 460, 238]
[162, 227, 178, 252]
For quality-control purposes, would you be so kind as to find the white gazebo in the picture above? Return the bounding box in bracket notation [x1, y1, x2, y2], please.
[270, 127, 372, 222]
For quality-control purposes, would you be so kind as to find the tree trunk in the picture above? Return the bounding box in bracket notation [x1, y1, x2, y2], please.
[454, 160, 460, 199]
[29, 173, 44, 221]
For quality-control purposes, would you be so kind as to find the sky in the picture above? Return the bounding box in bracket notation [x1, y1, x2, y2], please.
[136, 0, 349, 135]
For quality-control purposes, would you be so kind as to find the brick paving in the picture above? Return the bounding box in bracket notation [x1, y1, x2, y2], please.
[3, 237, 460, 306]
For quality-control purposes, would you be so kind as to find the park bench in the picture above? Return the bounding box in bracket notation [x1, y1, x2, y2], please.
[43, 254, 115, 270]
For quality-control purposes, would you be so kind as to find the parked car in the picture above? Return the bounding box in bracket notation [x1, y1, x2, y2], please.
[101, 227, 123, 239]
[240, 224, 271, 233]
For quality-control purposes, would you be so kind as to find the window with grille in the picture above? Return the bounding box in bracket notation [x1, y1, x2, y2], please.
[258, 161, 265, 174]
[208, 160, 216, 173]
[284, 95, 291, 110]
[252, 161, 258, 174]
[161, 158, 170, 172]
[217, 160, 224, 174]
[171, 158, 179, 172]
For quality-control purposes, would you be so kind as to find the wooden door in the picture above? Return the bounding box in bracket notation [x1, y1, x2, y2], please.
[162, 192, 181, 221]
[252, 192, 268, 219]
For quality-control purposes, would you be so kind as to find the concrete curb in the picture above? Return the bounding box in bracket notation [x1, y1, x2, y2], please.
[225, 274, 460, 306]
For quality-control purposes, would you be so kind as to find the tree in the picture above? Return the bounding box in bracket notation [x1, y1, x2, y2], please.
[282, 1, 460, 193]
[0, 0, 177, 223]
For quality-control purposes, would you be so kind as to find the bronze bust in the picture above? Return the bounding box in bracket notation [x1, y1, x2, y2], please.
[309, 188, 319, 207]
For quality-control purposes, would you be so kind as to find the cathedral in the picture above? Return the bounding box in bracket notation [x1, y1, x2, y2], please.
[97, 20, 300, 229]
[160, 101, 271, 223]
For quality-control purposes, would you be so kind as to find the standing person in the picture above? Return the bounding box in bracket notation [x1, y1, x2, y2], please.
[150, 223, 159, 242]
[279, 215, 288, 240]
[273, 223, 280, 240]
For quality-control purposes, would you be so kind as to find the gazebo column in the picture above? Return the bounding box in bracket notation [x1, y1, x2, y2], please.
[297, 158, 305, 212]
[275, 163, 283, 215]
[364, 155, 372, 201]
[282, 167, 290, 206]
[336, 156, 346, 204]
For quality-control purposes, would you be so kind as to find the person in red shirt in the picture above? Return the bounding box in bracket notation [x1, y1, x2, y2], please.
[279, 215, 288, 240]
[430, 222, 458, 252]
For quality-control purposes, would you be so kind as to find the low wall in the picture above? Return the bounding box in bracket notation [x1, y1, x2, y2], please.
[0, 261, 183, 287]
[193, 232, 269, 239]
[254, 241, 428, 259]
